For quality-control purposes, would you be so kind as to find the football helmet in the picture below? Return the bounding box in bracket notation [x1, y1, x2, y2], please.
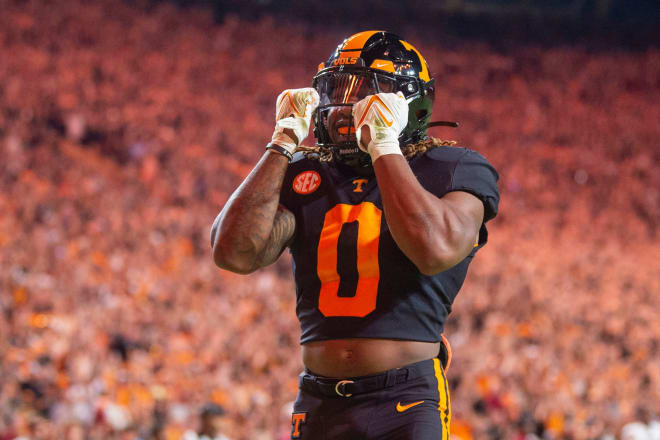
[312, 31, 435, 168]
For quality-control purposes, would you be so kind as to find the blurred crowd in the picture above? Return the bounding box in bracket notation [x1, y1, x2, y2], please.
[0, 0, 658, 439]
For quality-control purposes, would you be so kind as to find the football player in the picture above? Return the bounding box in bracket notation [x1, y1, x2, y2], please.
[211, 31, 499, 440]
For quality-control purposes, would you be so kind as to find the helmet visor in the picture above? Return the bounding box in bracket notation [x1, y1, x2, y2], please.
[314, 71, 397, 106]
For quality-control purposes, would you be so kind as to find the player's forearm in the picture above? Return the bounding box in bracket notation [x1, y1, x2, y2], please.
[211, 151, 289, 273]
[373, 155, 470, 275]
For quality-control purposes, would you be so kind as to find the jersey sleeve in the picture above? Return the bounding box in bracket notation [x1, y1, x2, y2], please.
[278, 152, 306, 213]
[279, 170, 294, 212]
[449, 149, 500, 223]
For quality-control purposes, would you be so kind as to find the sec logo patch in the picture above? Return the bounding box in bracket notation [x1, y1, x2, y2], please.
[293, 171, 321, 195]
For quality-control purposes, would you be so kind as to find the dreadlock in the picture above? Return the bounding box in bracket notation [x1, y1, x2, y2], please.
[294, 137, 457, 162]
[401, 137, 457, 159]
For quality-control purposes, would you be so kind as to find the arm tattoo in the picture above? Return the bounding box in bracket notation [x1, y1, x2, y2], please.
[255, 204, 296, 267]
[211, 152, 295, 272]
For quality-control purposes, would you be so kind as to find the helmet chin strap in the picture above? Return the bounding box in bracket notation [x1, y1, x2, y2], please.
[428, 121, 459, 128]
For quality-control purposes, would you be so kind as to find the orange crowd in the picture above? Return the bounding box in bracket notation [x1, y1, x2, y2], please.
[0, 1, 658, 439]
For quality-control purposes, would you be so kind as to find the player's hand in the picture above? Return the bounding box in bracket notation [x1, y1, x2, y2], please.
[271, 88, 320, 154]
[352, 92, 409, 162]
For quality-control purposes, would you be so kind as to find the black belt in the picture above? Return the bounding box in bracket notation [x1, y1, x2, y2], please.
[299, 358, 436, 398]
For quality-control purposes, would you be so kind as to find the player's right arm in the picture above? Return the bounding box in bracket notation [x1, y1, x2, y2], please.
[211, 152, 294, 274]
[210, 87, 319, 274]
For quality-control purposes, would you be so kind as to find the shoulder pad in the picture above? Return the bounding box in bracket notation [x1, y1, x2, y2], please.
[423, 145, 471, 161]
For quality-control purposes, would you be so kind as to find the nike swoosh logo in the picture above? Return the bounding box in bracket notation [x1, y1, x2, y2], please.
[396, 400, 425, 412]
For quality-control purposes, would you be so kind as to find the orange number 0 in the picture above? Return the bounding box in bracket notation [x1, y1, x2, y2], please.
[317, 202, 382, 317]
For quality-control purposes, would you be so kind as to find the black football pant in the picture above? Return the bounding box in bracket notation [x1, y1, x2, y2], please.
[290, 358, 451, 440]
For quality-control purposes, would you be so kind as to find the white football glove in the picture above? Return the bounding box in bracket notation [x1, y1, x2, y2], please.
[271, 88, 320, 154]
[352, 91, 409, 162]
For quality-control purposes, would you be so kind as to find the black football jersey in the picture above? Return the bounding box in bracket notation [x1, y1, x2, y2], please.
[279, 146, 499, 343]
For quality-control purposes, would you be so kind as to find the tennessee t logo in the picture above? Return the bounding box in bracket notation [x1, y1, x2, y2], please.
[352, 179, 368, 192]
[291, 412, 307, 438]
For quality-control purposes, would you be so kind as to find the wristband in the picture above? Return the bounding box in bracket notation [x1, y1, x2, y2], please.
[368, 142, 403, 163]
[266, 142, 293, 162]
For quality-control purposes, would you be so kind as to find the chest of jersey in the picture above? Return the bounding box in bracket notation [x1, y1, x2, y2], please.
[280, 153, 477, 343]
[290, 168, 387, 318]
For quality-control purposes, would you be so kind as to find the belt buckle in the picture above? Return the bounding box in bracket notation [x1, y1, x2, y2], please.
[334, 379, 354, 397]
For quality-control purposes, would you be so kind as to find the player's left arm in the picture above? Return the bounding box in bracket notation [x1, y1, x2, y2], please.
[353, 92, 486, 275]
[374, 156, 483, 275]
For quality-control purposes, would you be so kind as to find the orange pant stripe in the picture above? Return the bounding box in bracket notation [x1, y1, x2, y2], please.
[433, 358, 451, 440]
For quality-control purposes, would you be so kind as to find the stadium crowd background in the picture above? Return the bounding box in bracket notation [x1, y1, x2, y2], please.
[0, 0, 658, 439]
